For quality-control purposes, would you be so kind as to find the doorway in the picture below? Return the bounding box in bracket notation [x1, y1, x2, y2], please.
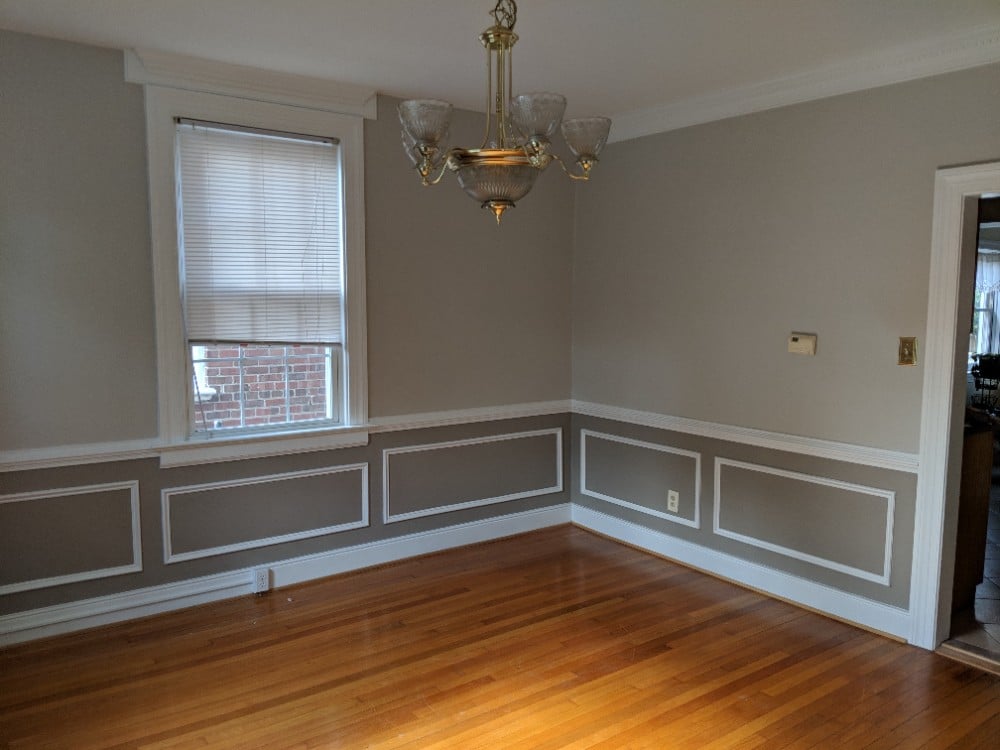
[911, 162, 1000, 653]
[944, 198, 1000, 665]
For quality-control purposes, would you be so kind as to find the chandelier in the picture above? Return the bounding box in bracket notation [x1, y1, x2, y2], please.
[398, 0, 611, 223]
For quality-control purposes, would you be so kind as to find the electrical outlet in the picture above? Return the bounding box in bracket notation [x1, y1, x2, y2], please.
[667, 490, 679, 513]
[253, 568, 270, 594]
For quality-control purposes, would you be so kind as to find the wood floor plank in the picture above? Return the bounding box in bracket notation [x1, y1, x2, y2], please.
[2, 525, 999, 749]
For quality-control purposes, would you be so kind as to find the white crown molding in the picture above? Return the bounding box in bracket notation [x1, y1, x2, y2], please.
[124, 48, 378, 119]
[571, 505, 911, 642]
[572, 400, 919, 473]
[0, 504, 571, 646]
[610, 24, 1000, 143]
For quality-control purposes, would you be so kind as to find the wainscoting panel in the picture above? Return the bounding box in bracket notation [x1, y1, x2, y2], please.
[714, 458, 894, 585]
[0, 481, 142, 595]
[383, 428, 563, 523]
[580, 430, 700, 528]
[163, 464, 369, 563]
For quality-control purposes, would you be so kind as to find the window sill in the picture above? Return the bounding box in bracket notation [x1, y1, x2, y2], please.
[159, 425, 369, 468]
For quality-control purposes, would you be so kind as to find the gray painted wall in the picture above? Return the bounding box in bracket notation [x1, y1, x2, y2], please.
[0, 30, 574, 453]
[2, 29, 998, 639]
[572, 63, 1000, 453]
[0, 32, 157, 449]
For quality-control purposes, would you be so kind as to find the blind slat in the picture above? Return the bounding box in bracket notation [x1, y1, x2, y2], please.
[177, 121, 344, 345]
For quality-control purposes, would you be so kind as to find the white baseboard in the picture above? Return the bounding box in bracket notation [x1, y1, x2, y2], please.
[0, 504, 571, 646]
[571, 504, 912, 642]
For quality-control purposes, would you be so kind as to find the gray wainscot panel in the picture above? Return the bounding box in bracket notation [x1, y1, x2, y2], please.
[383, 428, 563, 522]
[570, 414, 916, 608]
[0, 481, 141, 594]
[714, 459, 893, 585]
[581, 429, 700, 527]
[163, 464, 368, 563]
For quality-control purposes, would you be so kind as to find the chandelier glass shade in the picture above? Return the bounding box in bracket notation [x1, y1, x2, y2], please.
[398, 0, 611, 223]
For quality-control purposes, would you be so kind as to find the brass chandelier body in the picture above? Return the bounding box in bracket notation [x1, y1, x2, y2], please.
[399, 0, 611, 223]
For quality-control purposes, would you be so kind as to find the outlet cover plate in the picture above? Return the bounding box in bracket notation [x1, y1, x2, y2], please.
[667, 490, 679, 513]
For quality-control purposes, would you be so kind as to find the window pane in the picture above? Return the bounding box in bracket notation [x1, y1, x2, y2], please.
[190, 343, 338, 433]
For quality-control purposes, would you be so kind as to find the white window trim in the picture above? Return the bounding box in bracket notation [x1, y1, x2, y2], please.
[144, 85, 368, 466]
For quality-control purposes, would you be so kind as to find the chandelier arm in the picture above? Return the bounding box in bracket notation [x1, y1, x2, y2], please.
[420, 154, 455, 186]
[547, 152, 592, 181]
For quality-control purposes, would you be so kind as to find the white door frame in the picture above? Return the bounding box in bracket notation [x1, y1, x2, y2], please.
[911, 161, 1000, 649]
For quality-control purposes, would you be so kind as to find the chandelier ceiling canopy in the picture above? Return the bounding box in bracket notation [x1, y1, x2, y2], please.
[398, 0, 611, 224]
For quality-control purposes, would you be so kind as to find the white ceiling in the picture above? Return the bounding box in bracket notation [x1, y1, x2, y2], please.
[3, 0, 1000, 137]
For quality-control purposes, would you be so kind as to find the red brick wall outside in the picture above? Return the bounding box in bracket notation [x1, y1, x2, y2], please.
[191, 344, 332, 431]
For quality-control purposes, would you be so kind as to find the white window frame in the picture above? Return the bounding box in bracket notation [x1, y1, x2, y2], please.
[144, 86, 368, 466]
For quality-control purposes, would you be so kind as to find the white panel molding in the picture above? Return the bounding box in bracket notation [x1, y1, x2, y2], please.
[911, 161, 1000, 650]
[124, 49, 378, 118]
[611, 23, 1000, 143]
[383, 428, 563, 524]
[573, 400, 919, 473]
[572, 505, 911, 642]
[162, 464, 369, 564]
[368, 400, 571, 433]
[0, 481, 142, 595]
[0, 504, 570, 647]
[714, 459, 894, 587]
[579, 429, 701, 529]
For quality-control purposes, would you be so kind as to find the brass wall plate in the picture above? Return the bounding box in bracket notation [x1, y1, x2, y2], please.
[898, 337, 917, 366]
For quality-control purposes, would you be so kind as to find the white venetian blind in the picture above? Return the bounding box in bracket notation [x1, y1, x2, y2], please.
[176, 119, 343, 345]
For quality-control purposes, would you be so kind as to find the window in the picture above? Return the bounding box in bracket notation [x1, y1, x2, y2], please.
[176, 120, 344, 435]
[144, 86, 367, 464]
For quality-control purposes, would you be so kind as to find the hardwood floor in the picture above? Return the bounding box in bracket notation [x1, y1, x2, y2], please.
[2, 525, 999, 749]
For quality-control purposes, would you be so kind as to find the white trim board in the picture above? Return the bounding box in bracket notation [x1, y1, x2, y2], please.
[0, 504, 572, 647]
[911, 161, 1000, 650]
[368, 400, 571, 433]
[382, 428, 563, 524]
[1, 401, 914, 474]
[0, 481, 142, 595]
[610, 23, 1000, 143]
[0, 400, 919, 474]
[713, 458, 895, 587]
[0, 403, 571, 473]
[573, 400, 919, 473]
[579, 429, 701, 529]
[572, 505, 910, 642]
[161, 463, 369, 564]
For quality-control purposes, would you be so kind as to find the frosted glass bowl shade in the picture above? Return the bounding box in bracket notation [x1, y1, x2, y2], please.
[510, 93, 566, 140]
[398, 99, 453, 145]
[560, 117, 612, 159]
[455, 162, 539, 205]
